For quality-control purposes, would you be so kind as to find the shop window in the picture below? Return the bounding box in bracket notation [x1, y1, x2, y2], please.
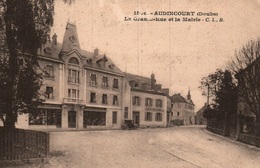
[29, 109, 61, 126]
[145, 112, 152, 121]
[45, 86, 54, 99]
[113, 78, 119, 89]
[113, 111, 117, 124]
[84, 111, 106, 126]
[156, 113, 162, 121]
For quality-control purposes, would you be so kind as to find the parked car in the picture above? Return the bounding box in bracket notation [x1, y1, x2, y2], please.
[122, 120, 138, 130]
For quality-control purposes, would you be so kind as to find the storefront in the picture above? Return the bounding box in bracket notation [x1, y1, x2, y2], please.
[28, 104, 62, 128]
[83, 107, 107, 128]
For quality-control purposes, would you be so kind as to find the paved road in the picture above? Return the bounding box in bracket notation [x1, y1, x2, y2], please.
[32, 126, 260, 168]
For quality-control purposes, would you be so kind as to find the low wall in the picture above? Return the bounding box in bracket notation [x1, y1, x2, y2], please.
[238, 134, 260, 147]
[206, 126, 224, 136]
[0, 127, 49, 161]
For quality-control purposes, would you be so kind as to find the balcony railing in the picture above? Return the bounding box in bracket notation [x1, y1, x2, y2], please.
[68, 77, 80, 84]
[63, 98, 84, 104]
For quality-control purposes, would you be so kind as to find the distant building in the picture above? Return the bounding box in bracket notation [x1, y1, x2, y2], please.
[170, 90, 195, 125]
[195, 104, 207, 125]
[124, 73, 168, 128]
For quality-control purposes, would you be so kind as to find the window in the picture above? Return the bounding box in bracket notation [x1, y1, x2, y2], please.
[69, 57, 79, 64]
[84, 111, 106, 126]
[45, 65, 54, 79]
[113, 78, 119, 89]
[68, 89, 79, 99]
[113, 95, 119, 105]
[68, 69, 80, 84]
[145, 98, 153, 106]
[102, 94, 108, 104]
[133, 96, 141, 105]
[29, 109, 61, 126]
[45, 86, 54, 99]
[90, 73, 97, 86]
[90, 92, 96, 103]
[102, 76, 108, 88]
[145, 112, 152, 121]
[155, 113, 162, 121]
[156, 99, 162, 107]
[134, 82, 139, 88]
[112, 111, 117, 124]
[124, 107, 129, 119]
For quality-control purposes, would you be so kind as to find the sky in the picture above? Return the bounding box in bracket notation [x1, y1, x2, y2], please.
[52, 0, 260, 111]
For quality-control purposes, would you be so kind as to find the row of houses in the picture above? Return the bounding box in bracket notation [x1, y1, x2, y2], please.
[3, 23, 196, 130]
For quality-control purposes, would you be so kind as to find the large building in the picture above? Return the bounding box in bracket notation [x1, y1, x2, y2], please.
[5, 22, 170, 130]
[124, 73, 168, 128]
[170, 91, 195, 125]
[14, 23, 126, 129]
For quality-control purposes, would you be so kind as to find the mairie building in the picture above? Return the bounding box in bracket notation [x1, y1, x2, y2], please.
[7, 22, 169, 130]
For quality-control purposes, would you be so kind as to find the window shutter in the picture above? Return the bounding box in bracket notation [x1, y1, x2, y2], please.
[138, 97, 141, 106]
[132, 96, 135, 105]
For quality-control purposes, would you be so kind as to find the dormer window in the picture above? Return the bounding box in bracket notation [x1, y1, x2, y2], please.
[96, 55, 108, 68]
[44, 47, 52, 54]
[109, 64, 115, 69]
[134, 82, 139, 88]
[86, 58, 92, 64]
[69, 57, 79, 65]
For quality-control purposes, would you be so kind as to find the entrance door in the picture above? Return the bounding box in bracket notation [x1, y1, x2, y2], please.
[68, 111, 76, 128]
[133, 111, 140, 125]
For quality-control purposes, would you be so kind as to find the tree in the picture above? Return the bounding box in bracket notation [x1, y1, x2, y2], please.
[200, 69, 237, 135]
[0, 0, 55, 129]
[229, 38, 260, 125]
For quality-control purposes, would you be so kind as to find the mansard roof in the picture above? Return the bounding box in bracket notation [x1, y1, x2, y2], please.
[37, 22, 124, 76]
[124, 73, 151, 84]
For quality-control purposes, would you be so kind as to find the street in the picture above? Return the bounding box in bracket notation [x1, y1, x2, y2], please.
[35, 126, 260, 168]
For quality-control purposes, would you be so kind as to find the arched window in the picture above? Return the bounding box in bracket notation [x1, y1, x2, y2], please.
[69, 57, 79, 65]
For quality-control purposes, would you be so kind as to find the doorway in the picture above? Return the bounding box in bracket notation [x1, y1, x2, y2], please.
[133, 111, 140, 125]
[68, 111, 76, 128]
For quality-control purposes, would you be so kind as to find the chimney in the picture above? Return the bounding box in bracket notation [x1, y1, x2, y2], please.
[187, 89, 191, 100]
[151, 73, 156, 89]
[52, 33, 57, 45]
